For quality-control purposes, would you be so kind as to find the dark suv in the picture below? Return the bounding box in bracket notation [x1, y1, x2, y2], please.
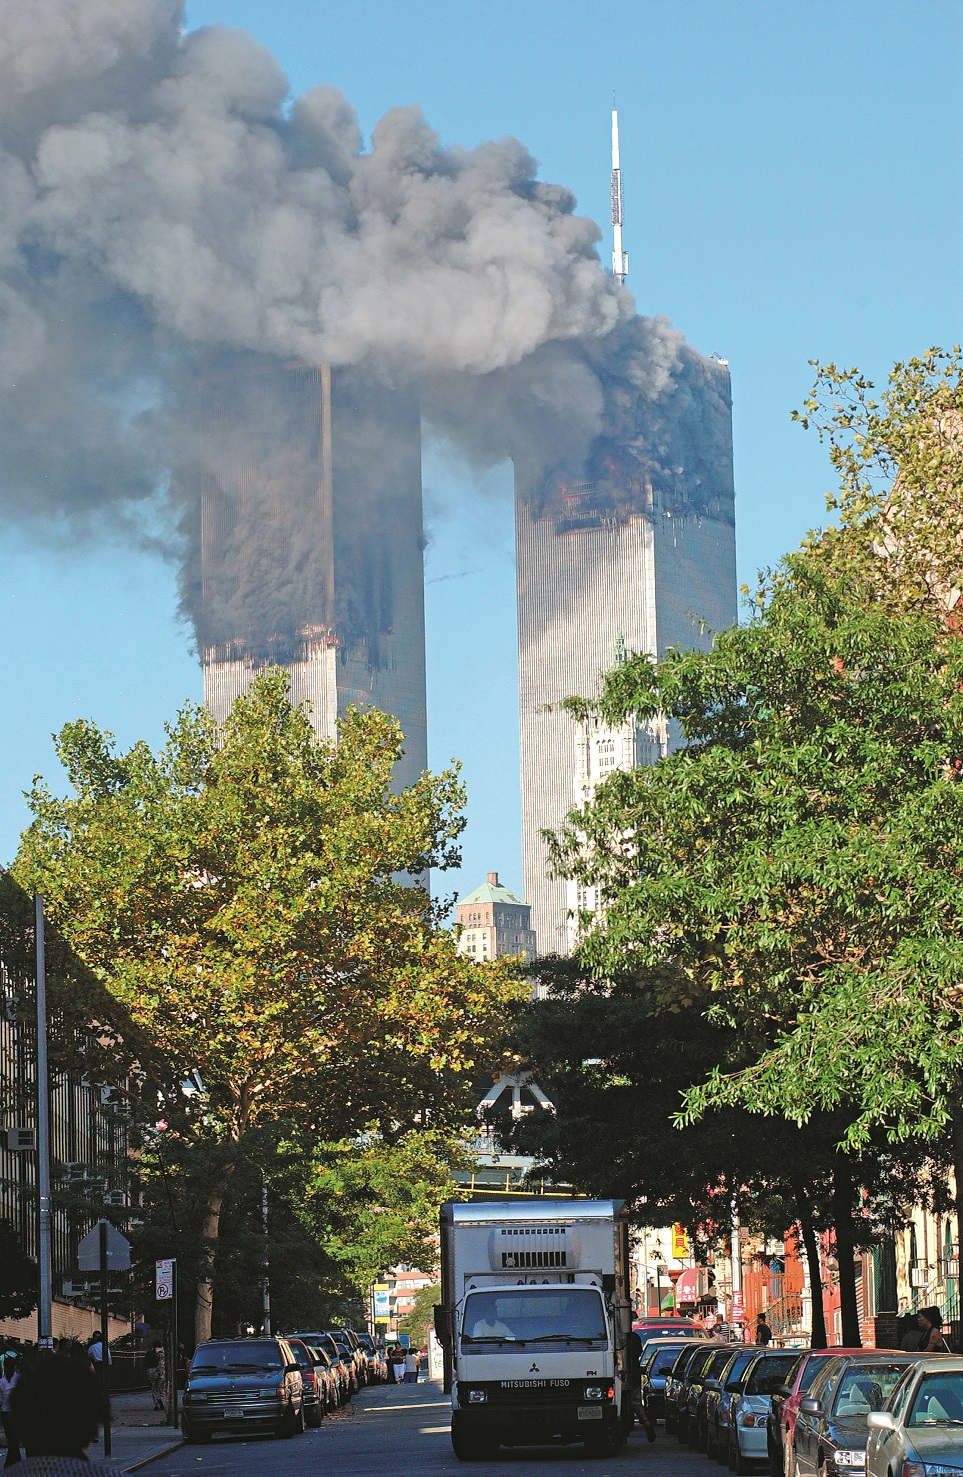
[181, 1337, 304, 1443]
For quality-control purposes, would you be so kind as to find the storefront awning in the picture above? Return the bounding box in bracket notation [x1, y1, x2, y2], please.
[675, 1268, 701, 1304]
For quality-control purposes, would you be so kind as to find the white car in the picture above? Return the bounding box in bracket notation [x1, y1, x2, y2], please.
[866, 1357, 963, 1477]
[729, 1350, 800, 1474]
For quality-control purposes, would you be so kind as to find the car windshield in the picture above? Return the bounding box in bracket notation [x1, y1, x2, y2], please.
[708, 1349, 736, 1378]
[191, 1341, 282, 1372]
[461, 1289, 606, 1349]
[799, 1355, 832, 1394]
[831, 1364, 909, 1417]
[649, 1346, 687, 1375]
[908, 1373, 963, 1426]
[725, 1352, 755, 1389]
[746, 1355, 798, 1395]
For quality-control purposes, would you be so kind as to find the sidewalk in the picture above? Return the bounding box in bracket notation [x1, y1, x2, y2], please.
[98, 1389, 183, 1471]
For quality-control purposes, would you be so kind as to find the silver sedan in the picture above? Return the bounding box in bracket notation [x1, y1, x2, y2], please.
[866, 1356, 963, 1477]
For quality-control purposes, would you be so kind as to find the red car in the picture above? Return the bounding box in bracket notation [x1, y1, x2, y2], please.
[634, 1316, 704, 1338]
[767, 1348, 868, 1477]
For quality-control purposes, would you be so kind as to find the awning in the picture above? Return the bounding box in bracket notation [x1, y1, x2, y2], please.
[674, 1268, 701, 1303]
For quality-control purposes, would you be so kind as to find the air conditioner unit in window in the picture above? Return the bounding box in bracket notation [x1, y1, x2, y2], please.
[4, 1126, 36, 1151]
[102, 1190, 126, 1207]
[61, 1279, 90, 1298]
[910, 1265, 927, 1287]
[59, 1163, 89, 1182]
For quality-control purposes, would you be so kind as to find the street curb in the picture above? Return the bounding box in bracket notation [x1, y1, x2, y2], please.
[121, 1437, 185, 1471]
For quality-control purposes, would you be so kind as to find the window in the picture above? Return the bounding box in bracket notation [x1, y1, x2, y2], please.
[907, 1371, 963, 1425]
[831, 1364, 909, 1416]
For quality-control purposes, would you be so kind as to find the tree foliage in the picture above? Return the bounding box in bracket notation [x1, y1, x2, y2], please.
[14, 672, 523, 1337]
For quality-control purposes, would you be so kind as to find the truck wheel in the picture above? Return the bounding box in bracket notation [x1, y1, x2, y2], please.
[451, 1430, 498, 1461]
[584, 1426, 624, 1458]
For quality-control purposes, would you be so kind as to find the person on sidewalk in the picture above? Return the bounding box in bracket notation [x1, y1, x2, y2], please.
[144, 1342, 166, 1412]
[403, 1350, 418, 1384]
[754, 1313, 773, 1346]
[8, 1351, 114, 1476]
[390, 1348, 406, 1385]
[1, 1354, 21, 1469]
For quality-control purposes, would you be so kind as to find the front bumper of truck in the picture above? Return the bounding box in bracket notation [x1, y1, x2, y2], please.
[452, 1380, 622, 1447]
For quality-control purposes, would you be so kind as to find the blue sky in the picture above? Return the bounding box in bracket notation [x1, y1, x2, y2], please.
[2, 0, 961, 904]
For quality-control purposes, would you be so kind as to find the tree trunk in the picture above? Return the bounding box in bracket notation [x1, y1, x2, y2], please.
[832, 1159, 862, 1348]
[795, 1185, 828, 1349]
[951, 1100, 963, 1273]
[195, 1186, 225, 1346]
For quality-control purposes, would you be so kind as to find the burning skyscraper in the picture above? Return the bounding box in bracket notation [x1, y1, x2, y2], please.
[515, 113, 738, 953]
[197, 364, 427, 791]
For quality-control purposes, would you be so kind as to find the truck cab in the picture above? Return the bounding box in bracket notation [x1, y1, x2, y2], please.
[437, 1199, 632, 1461]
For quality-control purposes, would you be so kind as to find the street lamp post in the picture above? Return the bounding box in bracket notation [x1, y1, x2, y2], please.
[652, 1241, 665, 1317]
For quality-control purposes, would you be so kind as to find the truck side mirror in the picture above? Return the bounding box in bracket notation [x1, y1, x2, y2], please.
[434, 1305, 453, 1349]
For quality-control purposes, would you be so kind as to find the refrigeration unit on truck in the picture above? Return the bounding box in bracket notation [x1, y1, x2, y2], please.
[435, 1198, 632, 1461]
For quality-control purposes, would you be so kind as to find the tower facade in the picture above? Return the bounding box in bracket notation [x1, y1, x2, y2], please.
[455, 872, 537, 962]
[515, 353, 738, 954]
[198, 364, 427, 791]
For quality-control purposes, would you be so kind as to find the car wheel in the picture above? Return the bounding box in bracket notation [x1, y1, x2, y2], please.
[769, 1436, 782, 1477]
[733, 1434, 754, 1476]
[717, 1427, 730, 1465]
[182, 1427, 211, 1445]
[707, 1423, 717, 1461]
[728, 1432, 739, 1471]
[307, 1401, 323, 1427]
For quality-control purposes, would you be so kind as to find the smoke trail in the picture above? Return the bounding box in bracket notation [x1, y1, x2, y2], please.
[0, 0, 730, 648]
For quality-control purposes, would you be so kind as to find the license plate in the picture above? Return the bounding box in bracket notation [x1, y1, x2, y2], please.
[577, 1407, 604, 1421]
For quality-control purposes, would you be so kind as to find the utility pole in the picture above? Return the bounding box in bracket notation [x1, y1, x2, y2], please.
[35, 895, 53, 1350]
[260, 1169, 271, 1336]
[730, 1195, 744, 1334]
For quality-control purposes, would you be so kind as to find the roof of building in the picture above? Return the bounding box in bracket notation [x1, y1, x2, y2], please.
[458, 872, 526, 907]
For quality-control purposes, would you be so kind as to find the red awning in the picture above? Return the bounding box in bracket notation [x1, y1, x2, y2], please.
[674, 1268, 701, 1303]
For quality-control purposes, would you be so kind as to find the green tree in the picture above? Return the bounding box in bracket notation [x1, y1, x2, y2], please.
[399, 1281, 441, 1348]
[548, 548, 963, 1295]
[15, 672, 522, 1340]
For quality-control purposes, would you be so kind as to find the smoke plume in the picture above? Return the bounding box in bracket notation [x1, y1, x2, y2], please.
[0, 0, 731, 649]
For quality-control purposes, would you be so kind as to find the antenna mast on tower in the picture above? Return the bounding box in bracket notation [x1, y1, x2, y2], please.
[610, 105, 628, 285]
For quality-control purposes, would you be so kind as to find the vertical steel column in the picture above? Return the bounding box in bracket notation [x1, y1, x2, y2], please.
[35, 894, 53, 1349]
[261, 1170, 271, 1336]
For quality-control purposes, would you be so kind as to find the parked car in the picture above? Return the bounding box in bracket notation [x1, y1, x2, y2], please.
[667, 1341, 719, 1435]
[693, 1346, 754, 1452]
[327, 1335, 364, 1388]
[640, 1338, 702, 1423]
[707, 1348, 759, 1463]
[296, 1332, 352, 1404]
[285, 1338, 325, 1427]
[355, 1331, 386, 1384]
[727, 1348, 801, 1473]
[634, 1316, 705, 1338]
[181, 1337, 305, 1444]
[304, 1344, 340, 1413]
[767, 1350, 864, 1477]
[681, 1343, 735, 1445]
[792, 1353, 920, 1477]
[866, 1357, 963, 1477]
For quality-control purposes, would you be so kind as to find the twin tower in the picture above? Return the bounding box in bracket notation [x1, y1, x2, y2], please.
[199, 354, 736, 955]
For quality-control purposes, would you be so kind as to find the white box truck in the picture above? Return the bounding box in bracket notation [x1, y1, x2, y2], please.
[436, 1198, 632, 1461]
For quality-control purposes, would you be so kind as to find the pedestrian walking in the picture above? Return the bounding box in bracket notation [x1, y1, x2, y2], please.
[391, 1347, 406, 1385]
[918, 1307, 953, 1352]
[8, 1350, 114, 1475]
[144, 1342, 166, 1412]
[754, 1313, 773, 1346]
[1, 1354, 21, 1469]
[86, 1335, 111, 1370]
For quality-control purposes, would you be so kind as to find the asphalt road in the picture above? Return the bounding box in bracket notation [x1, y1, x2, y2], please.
[143, 1381, 721, 1477]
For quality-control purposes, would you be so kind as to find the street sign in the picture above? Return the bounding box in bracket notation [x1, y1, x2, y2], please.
[732, 1291, 745, 1322]
[155, 1259, 175, 1300]
[78, 1220, 131, 1272]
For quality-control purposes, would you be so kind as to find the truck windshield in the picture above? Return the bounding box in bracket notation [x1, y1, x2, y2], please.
[461, 1289, 607, 1352]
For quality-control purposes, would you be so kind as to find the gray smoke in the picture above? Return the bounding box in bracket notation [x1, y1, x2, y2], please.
[0, 0, 730, 648]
